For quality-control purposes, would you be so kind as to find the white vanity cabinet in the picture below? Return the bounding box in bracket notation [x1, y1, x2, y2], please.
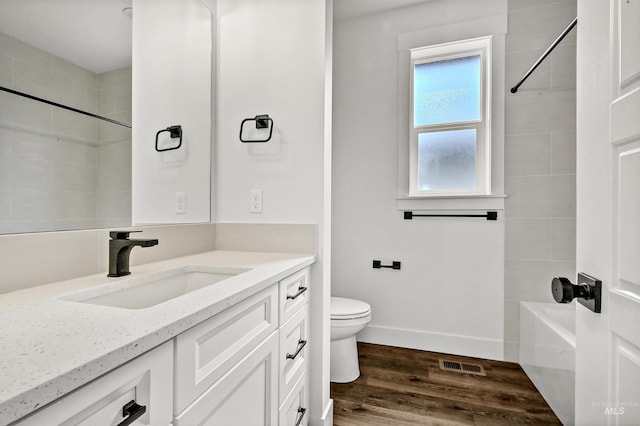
[279, 304, 310, 407]
[279, 374, 309, 426]
[278, 268, 310, 426]
[12, 266, 311, 426]
[15, 341, 174, 426]
[173, 285, 279, 415]
[173, 266, 311, 425]
[174, 332, 280, 425]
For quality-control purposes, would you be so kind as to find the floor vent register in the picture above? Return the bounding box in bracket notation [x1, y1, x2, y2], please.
[439, 359, 486, 376]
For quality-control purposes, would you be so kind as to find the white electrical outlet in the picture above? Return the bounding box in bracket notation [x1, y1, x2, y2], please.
[249, 189, 262, 213]
[176, 192, 186, 214]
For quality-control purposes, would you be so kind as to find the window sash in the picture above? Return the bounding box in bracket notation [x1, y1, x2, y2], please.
[413, 54, 483, 127]
[409, 37, 491, 197]
[410, 122, 487, 196]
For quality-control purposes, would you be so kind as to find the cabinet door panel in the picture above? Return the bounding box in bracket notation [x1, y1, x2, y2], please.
[174, 332, 279, 426]
[175, 285, 278, 414]
[16, 341, 173, 426]
[279, 305, 309, 405]
[279, 374, 309, 426]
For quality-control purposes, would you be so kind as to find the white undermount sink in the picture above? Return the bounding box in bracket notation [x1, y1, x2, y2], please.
[59, 266, 251, 309]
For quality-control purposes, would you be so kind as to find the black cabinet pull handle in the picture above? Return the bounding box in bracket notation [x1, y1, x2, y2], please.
[118, 400, 146, 426]
[286, 339, 307, 360]
[287, 286, 308, 300]
[294, 407, 307, 426]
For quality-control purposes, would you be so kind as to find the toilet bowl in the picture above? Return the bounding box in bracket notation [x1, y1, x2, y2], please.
[330, 297, 371, 383]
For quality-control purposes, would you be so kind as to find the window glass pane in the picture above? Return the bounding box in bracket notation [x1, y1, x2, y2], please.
[414, 55, 480, 126]
[418, 129, 477, 191]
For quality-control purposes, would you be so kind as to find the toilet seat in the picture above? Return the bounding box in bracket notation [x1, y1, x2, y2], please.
[331, 297, 371, 320]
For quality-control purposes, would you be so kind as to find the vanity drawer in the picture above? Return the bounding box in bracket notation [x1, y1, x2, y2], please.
[279, 304, 310, 405]
[174, 284, 278, 414]
[16, 341, 173, 426]
[279, 267, 310, 325]
[279, 373, 309, 426]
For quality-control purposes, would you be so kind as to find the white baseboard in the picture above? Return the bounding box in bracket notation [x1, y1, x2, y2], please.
[310, 398, 333, 426]
[357, 325, 504, 361]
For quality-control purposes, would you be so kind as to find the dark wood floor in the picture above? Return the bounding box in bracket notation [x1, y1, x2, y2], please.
[331, 343, 561, 425]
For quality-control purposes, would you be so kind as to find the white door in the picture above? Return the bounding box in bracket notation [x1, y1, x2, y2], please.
[576, 1, 640, 425]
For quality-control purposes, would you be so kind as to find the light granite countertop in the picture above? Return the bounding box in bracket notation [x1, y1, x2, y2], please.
[0, 250, 315, 425]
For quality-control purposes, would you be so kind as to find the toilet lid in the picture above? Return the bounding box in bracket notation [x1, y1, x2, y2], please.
[331, 297, 371, 319]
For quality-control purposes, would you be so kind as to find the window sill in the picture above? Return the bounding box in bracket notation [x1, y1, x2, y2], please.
[397, 194, 506, 211]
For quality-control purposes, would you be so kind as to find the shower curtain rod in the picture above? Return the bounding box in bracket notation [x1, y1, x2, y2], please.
[510, 17, 577, 94]
[0, 86, 132, 128]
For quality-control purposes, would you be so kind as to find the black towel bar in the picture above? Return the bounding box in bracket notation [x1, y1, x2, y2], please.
[404, 211, 497, 220]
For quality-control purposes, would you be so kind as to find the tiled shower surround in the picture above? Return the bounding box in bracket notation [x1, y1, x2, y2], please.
[0, 32, 131, 234]
[504, 0, 577, 361]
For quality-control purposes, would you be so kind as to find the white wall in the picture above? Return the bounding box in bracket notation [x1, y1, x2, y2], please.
[215, 0, 332, 423]
[132, 0, 212, 225]
[332, 0, 507, 360]
[215, 1, 326, 223]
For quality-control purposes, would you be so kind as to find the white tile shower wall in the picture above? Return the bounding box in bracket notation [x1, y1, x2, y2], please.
[96, 67, 132, 229]
[504, 0, 577, 361]
[0, 33, 131, 233]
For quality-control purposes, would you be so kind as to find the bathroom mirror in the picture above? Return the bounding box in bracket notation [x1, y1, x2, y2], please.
[0, 0, 133, 234]
[0, 0, 214, 234]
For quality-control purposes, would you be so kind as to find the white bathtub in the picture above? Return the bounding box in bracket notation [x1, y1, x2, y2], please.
[520, 302, 575, 425]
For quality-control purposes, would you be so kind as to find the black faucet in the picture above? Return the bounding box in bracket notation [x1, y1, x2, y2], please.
[108, 231, 159, 277]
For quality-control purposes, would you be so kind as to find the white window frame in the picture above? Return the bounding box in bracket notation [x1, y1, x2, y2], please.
[409, 36, 492, 197]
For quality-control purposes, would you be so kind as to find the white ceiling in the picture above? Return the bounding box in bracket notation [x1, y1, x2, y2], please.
[0, 0, 430, 75]
[0, 0, 132, 74]
[334, 0, 433, 21]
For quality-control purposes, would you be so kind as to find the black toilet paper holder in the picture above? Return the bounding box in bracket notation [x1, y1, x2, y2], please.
[373, 260, 401, 270]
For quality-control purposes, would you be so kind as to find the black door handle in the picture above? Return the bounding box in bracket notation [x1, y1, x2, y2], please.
[551, 273, 601, 313]
[551, 277, 591, 303]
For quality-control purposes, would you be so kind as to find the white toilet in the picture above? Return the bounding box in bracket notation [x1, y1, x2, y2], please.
[330, 296, 372, 383]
